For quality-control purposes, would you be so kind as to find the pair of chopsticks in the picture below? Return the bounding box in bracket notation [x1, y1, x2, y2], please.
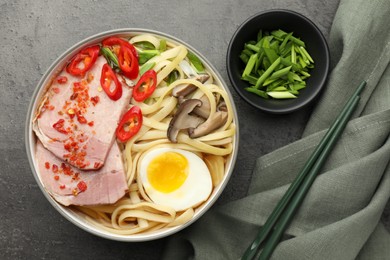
[242, 81, 366, 260]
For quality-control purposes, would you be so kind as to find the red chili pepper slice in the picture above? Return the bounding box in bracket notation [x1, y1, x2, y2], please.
[116, 106, 143, 142]
[66, 45, 100, 76]
[100, 63, 122, 101]
[133, 70, 157, 102]
[118, 44, 139, 79]
[102, 36, 138, 59]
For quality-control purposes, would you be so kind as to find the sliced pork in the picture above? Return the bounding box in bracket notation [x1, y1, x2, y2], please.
[33, 56, 132, 170]
[36, 140, 128, 206]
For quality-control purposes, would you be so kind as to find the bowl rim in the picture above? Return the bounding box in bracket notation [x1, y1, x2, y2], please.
[25, 28, 239, 242]
[226, 9, 330, 114]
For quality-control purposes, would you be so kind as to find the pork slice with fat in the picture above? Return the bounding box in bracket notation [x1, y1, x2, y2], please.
[33, 56, 132, 170]
[35, 140, 128, 206]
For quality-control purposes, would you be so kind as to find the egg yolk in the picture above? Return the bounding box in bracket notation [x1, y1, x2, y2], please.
[147, 152, 189, 193]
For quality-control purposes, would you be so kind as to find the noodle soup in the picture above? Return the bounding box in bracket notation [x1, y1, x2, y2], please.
[26, 29, 238, 241]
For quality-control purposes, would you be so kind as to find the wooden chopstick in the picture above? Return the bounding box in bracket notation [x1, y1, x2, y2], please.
[241, 81, 366, 260]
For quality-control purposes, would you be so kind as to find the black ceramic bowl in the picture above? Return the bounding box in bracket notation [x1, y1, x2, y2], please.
[227, 9, 330, 114]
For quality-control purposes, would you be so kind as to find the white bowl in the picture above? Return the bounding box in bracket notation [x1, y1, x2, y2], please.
[25, 29, 239, 241]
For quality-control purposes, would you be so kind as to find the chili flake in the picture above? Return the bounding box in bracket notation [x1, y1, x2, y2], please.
[77, 114, 87, 124]
[70, 93, 78, 100]
[45, 162, 50, 169]
[77, 181, 88, 192]
[52, 119, 68, 134]
[90, 96, 99, 106]
[57, 76, 68, 84]
[52, 164, 58, 173]
[87, 72, 94, 83]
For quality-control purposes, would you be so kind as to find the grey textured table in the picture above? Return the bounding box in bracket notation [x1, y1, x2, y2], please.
[1, 0, 388, 259]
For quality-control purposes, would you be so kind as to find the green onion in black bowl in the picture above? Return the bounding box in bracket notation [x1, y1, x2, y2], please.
[227, 9, 330, 114]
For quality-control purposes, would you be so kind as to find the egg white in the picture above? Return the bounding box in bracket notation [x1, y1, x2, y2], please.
[139, 148, 212, 211]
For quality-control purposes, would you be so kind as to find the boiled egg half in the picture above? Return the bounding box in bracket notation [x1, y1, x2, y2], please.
[139, 148, 212, 211]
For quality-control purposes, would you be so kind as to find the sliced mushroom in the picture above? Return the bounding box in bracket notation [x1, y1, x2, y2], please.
[179, 94, 211, 119]
[188, 108, 228, 139]
[172, 74, 210, 97]
[193, 95, 211, 119]
[167, 99, 205, 143]
[217, 101, 227, 112]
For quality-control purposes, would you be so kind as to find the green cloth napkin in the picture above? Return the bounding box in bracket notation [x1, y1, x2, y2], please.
[163, 0, 390, 258]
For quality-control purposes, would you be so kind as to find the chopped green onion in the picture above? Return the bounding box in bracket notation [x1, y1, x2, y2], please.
[269, 66, 292, 80]
[254, 52, 264, 73]
[267, 91, 297, 99]
[288, 72, 303, 82]
[255, 57, 281, 89]
[263, 77, 278, 86]
[289, 89, 299, 95]
[100, 47, 119, 68]
[257, 30, 263, 42]
[134, 41, 155, 50]
[291, 35, 306, 47]
[291, 44, 296, 64]
[159, 39, 167, 52]
[279, 32, 292, 52]
[246, 44, 260, 53]
[299, 46, 314, 63]
[242, 53, 258, 77]
[139, 62, 156, 76]
[298, 56, 307, 68]
[293, 83, 306, 91]
[245, 87, 269, 99]
[272, 86, 288, 91]
[280, 42, 293, 57]
[240, 53, 249, 64]
[300, 70, 311, 77]
[266, 79, 285, 91]
[248, 40, 257, 45]
[187, 52, 204, 73]
[262, 36, 271, 48]
[255, 37, 265, 48]
[243, 49, 254, 57]
[270, 41, 279, 52]
[271, 29, 287, 38]
[167, 70, 179, 85]
[262, 58, 271, 70]
[263, 48, 278, 64]
[242, 74, 258, 85]
[138, 50, 159, 65]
